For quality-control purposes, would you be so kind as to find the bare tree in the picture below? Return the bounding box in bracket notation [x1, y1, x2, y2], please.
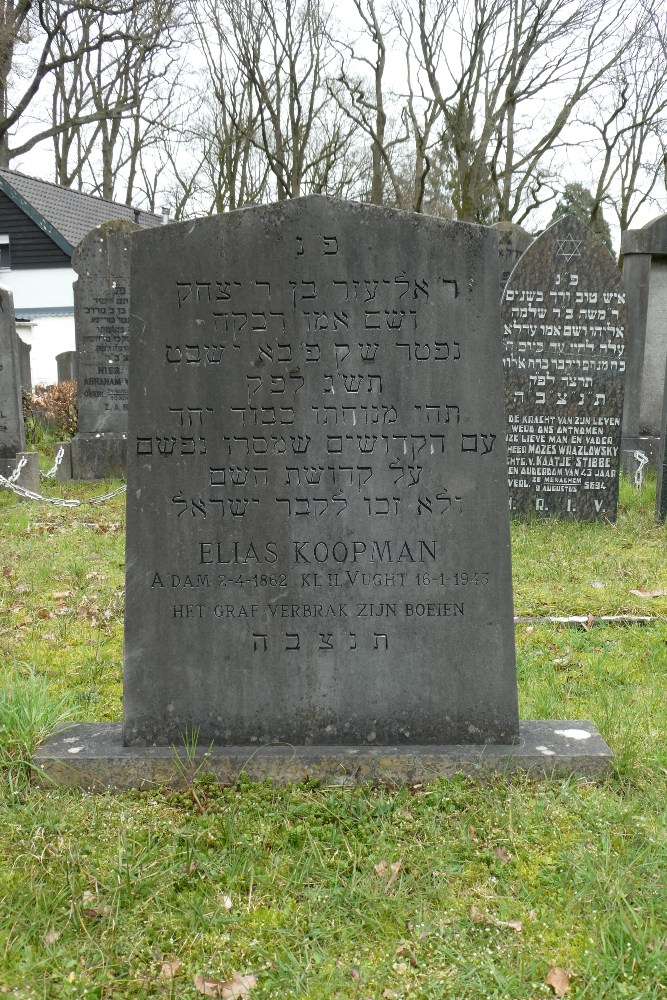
[0, 0, 177, 169]
[416, 0, 637, 225]
[49, 0, 186, 203]
[195, 0, 354, 203]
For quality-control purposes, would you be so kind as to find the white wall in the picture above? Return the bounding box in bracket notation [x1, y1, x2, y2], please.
[1, 267, 76, 388]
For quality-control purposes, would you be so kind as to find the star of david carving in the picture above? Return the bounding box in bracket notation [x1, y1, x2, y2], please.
[556, 234, 582, 262]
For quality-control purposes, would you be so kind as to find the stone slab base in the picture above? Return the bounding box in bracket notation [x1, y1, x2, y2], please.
[70, 434, 127, 480]
[33, 721, 613, 790]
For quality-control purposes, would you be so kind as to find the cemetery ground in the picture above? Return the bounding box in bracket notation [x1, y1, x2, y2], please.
[0, 450, 666, 999]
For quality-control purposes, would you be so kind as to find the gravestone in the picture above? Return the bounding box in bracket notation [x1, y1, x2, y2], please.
[0, 284, 26, 477]
[493, 222, 533, 293]
[18, 337, 31, 392]
[620, 213, 667, 474]
[656, 357, 667, 522]
[69, 219, 138, 479]
[123, 196, 519, 747]
[56, 350, 78, 384]
[502, 215, 627, 520]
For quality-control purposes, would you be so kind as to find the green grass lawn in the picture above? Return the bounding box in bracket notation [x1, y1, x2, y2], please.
[0, 470, 665, 999]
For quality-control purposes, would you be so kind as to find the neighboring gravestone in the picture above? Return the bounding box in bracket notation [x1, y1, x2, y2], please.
[502, 216, 627, 520]
[0, 284, 26, 477]
[56, 350, 78, 383]
[620, 213, 667, 474]
[69, 219, 138, 479]
[656, 357, 667, 522]
[493, 222, 533, 293]
[123, 196, 519, 747]
[18, 336, 31, 392]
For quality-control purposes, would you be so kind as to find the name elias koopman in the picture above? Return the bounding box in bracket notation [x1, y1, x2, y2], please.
[199, 539, 437, 565]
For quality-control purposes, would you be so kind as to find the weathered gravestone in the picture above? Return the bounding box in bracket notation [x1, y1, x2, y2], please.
[0, 284, 25, 475]
[32, 199, 615, 786]
[656, 357, 667, 522]
[493, 221, 533, 294]
[69, 219, 138, 479]
[18, 337, 31, 392]
[502, 216, 627, 520]
[56, 350, 78, 384]
[620, 213, 667, 474]
[123, 197, 520, 746]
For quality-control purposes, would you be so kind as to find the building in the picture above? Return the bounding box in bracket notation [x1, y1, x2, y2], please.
[0, 168, 163, 386]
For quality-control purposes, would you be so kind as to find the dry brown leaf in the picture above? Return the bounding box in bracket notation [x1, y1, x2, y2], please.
[350, 968, 361, 982]
[470, 906, 522, 932]
[629, 588, 667, 598]
[161, 957, 182, 978]
[468, 826, 486, 845]
[43, 929, 60, 945]
[381, 990, 397, 999]
[374, 860, 388, 877]
[2, 566, 13, 578]
[51, 591, 72, 600]
[545, 966, 570, 996]
[493, 845, 511, 863]
[394, 962, 407, 974]
[552, 657, 570, 669]
[15, 583, 29, 594]
[470, 905, 485, 923]
[528, 909, 538, 921]
[194, 972, 257, 998]
[384, 860, 401, 892]
[188, 860, 197, 876]
[37, 608, 52, 619]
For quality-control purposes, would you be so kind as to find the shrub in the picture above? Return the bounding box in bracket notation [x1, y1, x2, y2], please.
[25, 379, 78, 438]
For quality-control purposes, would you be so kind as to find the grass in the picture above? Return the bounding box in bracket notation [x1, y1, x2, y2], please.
[0, 465, 666, 998]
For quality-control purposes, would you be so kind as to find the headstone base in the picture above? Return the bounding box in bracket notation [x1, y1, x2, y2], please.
[54, 441, 73, 482]
[70, 433, 126, 480]
[34, 721, 613, 790]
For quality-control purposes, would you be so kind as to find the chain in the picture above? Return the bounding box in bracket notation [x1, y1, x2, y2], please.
[633, 450, 649, 488]
[7, 455, 27, 483]
[40, 445, 65, 479]
[0, 472, 126, 506]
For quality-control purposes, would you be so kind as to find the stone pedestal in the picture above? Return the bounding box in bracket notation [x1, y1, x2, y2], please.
[70, 432, 127, 480]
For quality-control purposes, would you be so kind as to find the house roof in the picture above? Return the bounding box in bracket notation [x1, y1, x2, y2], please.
[0, 168, 163, 256]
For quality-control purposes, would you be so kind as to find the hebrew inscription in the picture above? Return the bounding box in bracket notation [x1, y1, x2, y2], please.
[502, 216, 627, 520]
[124, 198, 518, 746]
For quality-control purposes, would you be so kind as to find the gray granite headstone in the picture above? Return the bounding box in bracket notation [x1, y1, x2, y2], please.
[124, 196, 519, 747]
[56, 350, 78, 383]
[0, 284, 25, 472]
[656, 355, 667, 522]
[493, 222, 533, 294]
[502, 216, 627, 521]
[620, 213, 667, 473]
[18, 336, 31, 392]
[70, 220, 138, 479]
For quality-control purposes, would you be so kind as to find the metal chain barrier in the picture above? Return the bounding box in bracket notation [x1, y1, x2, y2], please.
[40, 445, 65, 479]
[633, 450, 649, 488]
[0, 470, 126, 507]
[7, 455, 27, 484]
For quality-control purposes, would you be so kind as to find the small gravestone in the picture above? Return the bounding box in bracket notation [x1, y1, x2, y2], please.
[493, 222, 533, 293]
[56, 350, 77, 384]
[18, 337, 31, 392]
[123, 197, 519, 747]
[0, 284, 26, 477]
[502, 216, 627, 520]
[69, 220, 138, 479]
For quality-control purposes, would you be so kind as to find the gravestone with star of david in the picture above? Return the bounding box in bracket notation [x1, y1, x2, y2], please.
[502, 215, 627, 521]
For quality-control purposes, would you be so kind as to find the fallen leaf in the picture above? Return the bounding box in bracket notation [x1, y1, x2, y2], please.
[161, 957, 182, 978]
[582, 612, 595, 632]
[552, 657, 570, 669]
[493, 845, 511, 863]
[384, 860, 401, 892]
[528, 909, 538, 921]
[43, 929, 60, 945]
[470, 905, 485, 923]
[468, 826, 486, 845]
[15, 583, 30, 594]
[525, 625, 535, 633]
[381, 991, 397, 999]
[545, 966, 570, 996]
[351, 968, 361, 981]
[470, 905, 522, 932]
[222, 895, 233, 911]
[394, 962, 407, 973]
[194, 972, 257, 998]
[51, 591, 72, 600]
[629, 588, 667, 598]
[188, 860, 197, 876]
[2, 566, 12, 578]
[374, 860, 388, 877]
[37, 608, 52, 619]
